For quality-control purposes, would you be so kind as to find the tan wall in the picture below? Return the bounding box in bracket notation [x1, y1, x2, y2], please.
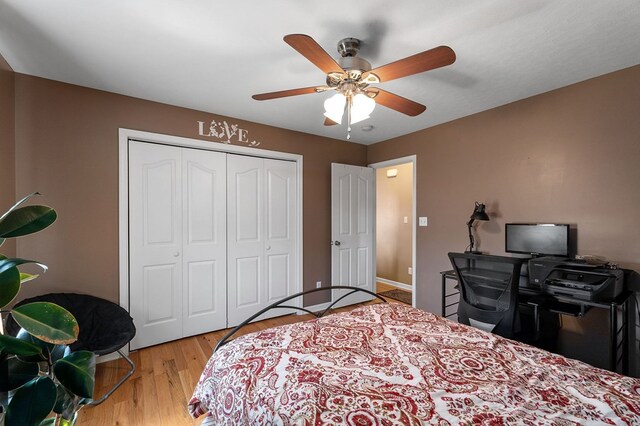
[0, 53, 16, 257]
[368, 65, 640, 372]
[376, 163, 413, 285]
[13, 74, 367, 307]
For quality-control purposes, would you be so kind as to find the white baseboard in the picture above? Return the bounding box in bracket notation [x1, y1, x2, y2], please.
[97, 351, 121, 364]
[299, 301, 332, 315]
[376, 277, 412, 292]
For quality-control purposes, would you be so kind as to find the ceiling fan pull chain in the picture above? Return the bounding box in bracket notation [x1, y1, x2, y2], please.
[346, 96, 352, 140]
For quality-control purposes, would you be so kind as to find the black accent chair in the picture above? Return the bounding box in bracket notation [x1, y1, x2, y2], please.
[448, 252, 524, 338]
[6, 293, 136, 406]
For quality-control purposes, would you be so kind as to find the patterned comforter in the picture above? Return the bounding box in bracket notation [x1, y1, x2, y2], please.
[189, 303, 640, 425]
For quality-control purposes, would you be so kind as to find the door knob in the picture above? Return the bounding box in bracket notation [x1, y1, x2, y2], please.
[266, 245, 271, 250]
[333, 241, 341, 246]
[173, 252, 180, 257]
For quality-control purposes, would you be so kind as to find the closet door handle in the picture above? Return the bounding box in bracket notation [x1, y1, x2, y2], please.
[266, 245, 271, 251]
[173, 252, 180, 257]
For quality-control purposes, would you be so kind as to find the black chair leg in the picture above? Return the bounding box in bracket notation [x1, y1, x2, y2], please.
[88, 350, 136, 406]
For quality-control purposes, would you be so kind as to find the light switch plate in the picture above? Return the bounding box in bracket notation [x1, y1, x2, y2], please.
[419, 217, 428, 227]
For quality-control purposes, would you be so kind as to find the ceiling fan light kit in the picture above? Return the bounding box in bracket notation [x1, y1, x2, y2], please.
[252, 34, 456, 140]
[324, 92, 376, 125]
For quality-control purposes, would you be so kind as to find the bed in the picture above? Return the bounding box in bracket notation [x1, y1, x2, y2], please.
[188, 289, 640, 424]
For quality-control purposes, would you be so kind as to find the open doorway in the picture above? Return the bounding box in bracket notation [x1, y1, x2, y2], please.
[370, 156, 416, 306]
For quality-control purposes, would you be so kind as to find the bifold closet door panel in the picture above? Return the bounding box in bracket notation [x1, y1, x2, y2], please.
[227, 155, 264, 327]
[129, 142, 183, 350]
[264, 159, 297, 306]
[181, 149, 227, 337]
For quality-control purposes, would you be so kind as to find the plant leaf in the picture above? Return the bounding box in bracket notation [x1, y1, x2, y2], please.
[0, 334, 43, 357]
[40, 419, 56, 426]
[54, 351, 96, 399]
[0, 355, 40, 391]
[20, 272, 40, 283]
[0, 257, 21, 308]
[53, 383, 75, 415]
[14, 328, 66, 363]
[0, 257, 47, 276]
[6, 376, 57, 426]
[0, 192, 40, 222]
[0, 205, 57, 238]
[11, 302, 79, 345]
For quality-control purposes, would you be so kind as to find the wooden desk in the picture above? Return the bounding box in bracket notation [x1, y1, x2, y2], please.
[440, 269, 632, 374]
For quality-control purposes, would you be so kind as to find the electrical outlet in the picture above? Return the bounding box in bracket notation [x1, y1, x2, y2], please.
[419, 217, 428, 227]
[316, 281, 322, 289]
[408, 267, 413, 275]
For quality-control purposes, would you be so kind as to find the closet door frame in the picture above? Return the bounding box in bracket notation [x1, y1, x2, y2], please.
[118, 128, 303, 352]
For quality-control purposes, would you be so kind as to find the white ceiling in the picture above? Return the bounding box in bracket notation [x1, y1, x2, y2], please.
[1, 1, 638, 145]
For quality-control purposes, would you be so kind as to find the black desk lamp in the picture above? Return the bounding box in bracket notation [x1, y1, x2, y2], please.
[466, 202, 489, 253]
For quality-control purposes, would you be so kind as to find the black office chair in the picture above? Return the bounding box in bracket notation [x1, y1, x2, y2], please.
[6, 293, 136, 406]
[448, 252, 523, 338]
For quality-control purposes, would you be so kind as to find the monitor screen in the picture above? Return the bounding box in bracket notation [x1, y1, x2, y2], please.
[505, 223, 569, 257]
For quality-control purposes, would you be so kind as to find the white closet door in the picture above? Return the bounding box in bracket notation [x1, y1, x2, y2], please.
[227, 155, 264, 326]
[129, 142, 183, 350]
[227, 155, 297, 326]
[182, 149, 227, 337]
[264, 159, 297, 306]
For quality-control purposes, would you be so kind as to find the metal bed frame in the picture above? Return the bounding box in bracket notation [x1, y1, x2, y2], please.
[214, 286, 387, 352]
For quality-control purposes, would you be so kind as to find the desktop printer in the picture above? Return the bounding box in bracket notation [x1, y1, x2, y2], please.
[528, 257, 624, 301]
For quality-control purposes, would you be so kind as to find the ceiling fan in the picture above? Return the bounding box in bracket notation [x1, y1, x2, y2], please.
[252, 34, 456, 139]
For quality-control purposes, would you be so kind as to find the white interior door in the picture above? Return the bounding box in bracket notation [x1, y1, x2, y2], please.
[182, 149, 227, 337]
[129, 142, 183, 350]
[227, 155, 297, 326]
[331, 163, 375, 306]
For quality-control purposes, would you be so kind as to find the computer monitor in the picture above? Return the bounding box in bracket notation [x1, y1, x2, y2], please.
[505, 223, 570, 257]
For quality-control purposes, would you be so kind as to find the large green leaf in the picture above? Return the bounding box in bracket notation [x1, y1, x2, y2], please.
[54, 351, 96, 399]
[0, 205, 57, 238]
[0, 334, 43, 357]
[0, 257, 47, 275]
[0, 355, 40, 391]
[14, 328, 66, 363]
[11, 302, 79, 345]
[0, 192, 40, 222]
[0, 256, 21, 308]
[6, 376, 57, 426]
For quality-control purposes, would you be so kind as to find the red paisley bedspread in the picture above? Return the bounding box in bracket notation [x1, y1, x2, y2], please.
[188, 303, 640, 425]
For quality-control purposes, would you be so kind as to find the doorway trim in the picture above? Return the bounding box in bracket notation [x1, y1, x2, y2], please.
[369, 155, 417, 307]
[118, 128, 304, 315]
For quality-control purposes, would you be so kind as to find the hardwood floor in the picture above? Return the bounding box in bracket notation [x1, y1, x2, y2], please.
[79, 299, 406, 425]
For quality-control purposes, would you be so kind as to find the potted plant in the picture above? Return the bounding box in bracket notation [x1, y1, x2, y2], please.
[0, 193, 96, 426]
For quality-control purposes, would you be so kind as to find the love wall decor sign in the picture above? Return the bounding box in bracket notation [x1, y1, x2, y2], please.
[197, 119, 261, 147]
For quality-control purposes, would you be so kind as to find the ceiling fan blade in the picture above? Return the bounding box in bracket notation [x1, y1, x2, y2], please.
[284, 34, 343, 75]
[324, 117, 338, 126]
[363, 46, 455, 83]
[252, 86, 326, 101]
[369, 88, 426, 116]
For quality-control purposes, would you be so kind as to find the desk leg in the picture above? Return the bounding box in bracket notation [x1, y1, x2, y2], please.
[609, 302, 617, 373]
[623, 297, 629, 375]
[441, 274, 446, 317]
